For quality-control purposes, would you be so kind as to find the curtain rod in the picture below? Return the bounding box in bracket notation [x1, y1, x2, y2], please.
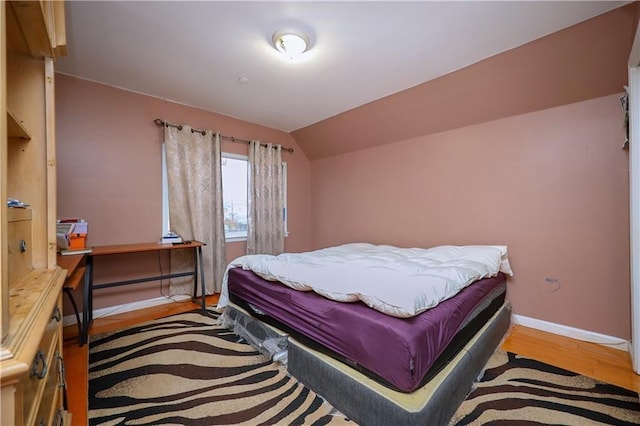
[153, 118, 293, 153]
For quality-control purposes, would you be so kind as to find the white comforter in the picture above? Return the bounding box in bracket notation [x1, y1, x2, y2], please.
[217, 243, 513, 318]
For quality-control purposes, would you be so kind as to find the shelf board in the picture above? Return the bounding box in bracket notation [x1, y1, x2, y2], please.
[7, 110, 31, 140]
[6, 1, 67, 60]
[8, 1, 54, 59]
[7, 207, 32, 223]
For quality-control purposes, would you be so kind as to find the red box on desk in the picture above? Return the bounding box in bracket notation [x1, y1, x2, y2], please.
[68, 233, 87, 249]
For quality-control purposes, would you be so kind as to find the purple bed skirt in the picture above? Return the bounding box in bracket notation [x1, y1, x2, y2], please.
[228, 268, 506, 392]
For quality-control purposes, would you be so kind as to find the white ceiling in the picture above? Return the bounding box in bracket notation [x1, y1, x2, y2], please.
[57, 1, 628, 133]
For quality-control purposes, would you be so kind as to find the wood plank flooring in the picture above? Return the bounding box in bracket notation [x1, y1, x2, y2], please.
[502, 324, 640, 393]
[64, 298, 640, 425]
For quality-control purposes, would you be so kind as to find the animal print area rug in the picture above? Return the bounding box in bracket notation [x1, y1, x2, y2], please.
[89, 309, 640, 426]
[450, 349, 640, 426]
[88, 310, 351, 425]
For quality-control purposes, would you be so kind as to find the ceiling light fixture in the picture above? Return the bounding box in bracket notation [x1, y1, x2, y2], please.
[272, 29, 309, 60]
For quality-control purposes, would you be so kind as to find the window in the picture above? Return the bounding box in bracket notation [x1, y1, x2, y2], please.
[162, 146, 287, 241]
[222, 154, 249, 241]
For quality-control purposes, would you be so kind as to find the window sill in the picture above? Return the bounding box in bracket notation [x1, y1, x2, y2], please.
[225, 232, 289, 244]
[226, 236, 247, 243]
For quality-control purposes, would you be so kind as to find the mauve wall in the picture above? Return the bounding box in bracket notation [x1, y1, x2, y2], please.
[310, 94, 629, 338]
[304, 6, 634, 339]
[56, 75, 312, 312]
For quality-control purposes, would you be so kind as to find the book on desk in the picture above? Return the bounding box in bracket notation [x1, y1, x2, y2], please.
[160, 232, 183, 244]
[60, 248, 92, 256]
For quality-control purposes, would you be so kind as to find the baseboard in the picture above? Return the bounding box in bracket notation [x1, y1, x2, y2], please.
[512, 314, 630, 352]
[62, 294, 192, 327]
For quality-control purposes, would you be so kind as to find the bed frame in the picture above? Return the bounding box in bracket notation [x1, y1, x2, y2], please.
[224, 301, 511, 425]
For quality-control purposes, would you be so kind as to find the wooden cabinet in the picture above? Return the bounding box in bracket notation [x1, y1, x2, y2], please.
[1, 1, 70, 424]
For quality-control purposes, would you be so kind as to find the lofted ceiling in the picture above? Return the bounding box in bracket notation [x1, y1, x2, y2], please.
[57, 1, 628, 134]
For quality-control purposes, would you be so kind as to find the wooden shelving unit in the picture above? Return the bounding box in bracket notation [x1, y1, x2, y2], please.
[1, 1, 70, 424]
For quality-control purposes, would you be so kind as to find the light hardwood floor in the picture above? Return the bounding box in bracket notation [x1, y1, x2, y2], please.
[63, 298, 640, 425]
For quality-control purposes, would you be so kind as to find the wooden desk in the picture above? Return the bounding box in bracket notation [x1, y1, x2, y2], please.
[82, 241, 206, 345]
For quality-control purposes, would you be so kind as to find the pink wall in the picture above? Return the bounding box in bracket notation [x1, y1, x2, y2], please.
[56, 75, 312, 312]
[310, 93, 630, 338]
[300, 5, 635, 340]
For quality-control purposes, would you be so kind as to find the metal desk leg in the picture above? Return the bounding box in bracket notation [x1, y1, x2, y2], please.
[63, 287, 82, 344]
[81, 255, 93, 346]
[192, 246, 198, 300]
[197, 246, 206, 312]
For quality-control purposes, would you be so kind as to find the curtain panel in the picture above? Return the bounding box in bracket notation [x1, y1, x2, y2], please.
[165, 126, 226, 295]
[247, 141, 285, 255]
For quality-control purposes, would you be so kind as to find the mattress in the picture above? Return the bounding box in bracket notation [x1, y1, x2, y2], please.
[227, 268, 507, 392]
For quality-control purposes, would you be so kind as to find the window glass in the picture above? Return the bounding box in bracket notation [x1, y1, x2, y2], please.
[222, 155, 248, 240]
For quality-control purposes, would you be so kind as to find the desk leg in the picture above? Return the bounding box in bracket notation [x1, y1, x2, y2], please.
[82, 255, 93, 346]
[192, 246, 198, 301]
[63, 287, 82, 344]
[197, 246, 206, 312]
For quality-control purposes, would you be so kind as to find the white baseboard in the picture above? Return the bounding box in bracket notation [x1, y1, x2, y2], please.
[63, 294, 192, 327]
[512, 314, 630, 352]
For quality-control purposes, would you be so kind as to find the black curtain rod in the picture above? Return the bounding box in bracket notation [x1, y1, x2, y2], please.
[153, 118, 293, 153]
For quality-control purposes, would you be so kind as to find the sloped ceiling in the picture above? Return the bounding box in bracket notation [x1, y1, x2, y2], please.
[58, 2, 626, 130]
[292, 4, 635, 159]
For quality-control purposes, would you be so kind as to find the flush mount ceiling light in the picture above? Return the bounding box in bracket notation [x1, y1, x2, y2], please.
[272, 29, 309, 60]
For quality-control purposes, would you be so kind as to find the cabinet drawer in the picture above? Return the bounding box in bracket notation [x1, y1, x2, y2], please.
[21, 303, 62, 424]
[40, 304, 63, 361]
[8, 208, 33, 286]
[34, 352, 64, 426]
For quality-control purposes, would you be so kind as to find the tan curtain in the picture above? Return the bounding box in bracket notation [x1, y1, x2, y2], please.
[165, 125, 226, 295]
[247, 141, 284, 255]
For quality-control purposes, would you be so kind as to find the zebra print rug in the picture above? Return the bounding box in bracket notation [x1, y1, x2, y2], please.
[89, 309, 640, 425]
[451, 349, 640, 425]
[88, 310, 351, 425]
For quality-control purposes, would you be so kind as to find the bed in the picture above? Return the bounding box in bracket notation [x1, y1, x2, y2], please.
[217, 243, 513, 424]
